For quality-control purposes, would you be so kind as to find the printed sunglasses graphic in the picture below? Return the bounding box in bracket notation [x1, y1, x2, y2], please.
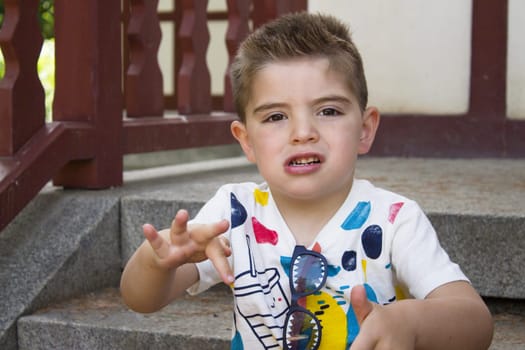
[283, 245, 328, 350]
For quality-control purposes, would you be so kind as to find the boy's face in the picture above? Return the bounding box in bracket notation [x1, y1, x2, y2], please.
[231, 57, 379, 204]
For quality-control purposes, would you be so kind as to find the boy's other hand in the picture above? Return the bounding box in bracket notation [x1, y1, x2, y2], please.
[142, 209, 233, 285]
[350, 285, 416, 349]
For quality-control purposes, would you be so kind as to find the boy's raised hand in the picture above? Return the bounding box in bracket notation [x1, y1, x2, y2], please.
[142, 209, 234, 285]
[350, 285, 416, 349]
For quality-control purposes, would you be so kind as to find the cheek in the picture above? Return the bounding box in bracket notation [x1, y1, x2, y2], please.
[251, 138, 276, 160]
[327, 125, 361, 148]
[245, 130, 272, 159]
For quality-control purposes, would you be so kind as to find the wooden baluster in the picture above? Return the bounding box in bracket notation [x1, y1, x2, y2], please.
[252, 0, 277, 28]
[252, 0, 306, 29]
[177, 0, 211, 114]
[52, 0, 122, 188]
[223, 0, 251, 113]
[0, 0, 45, 156]
[125, 0, 164, 117]
[468, 0, 507, 119]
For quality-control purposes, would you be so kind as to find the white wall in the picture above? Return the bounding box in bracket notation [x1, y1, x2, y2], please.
[309, 0, 472, 115]
[508, 0, 525, 119]
[310, 0, 525, 119]
[157, 0, 525, 119]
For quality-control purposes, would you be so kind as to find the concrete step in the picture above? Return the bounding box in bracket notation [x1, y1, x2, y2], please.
[120, 157, 525, 299]
[3, 156, 525, 349]
[17, 287, 525, 350]
[17, 287, 232, 350]
[0, 191, 122, 349]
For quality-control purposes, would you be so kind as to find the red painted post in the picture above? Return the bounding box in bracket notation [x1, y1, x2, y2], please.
[252, 0, 292, 29]
[177, 0, 212, 114]
[52, 0, 123, 188]
[0, 0, 45, 156]
[468, 0, 508, 119]
[125, 0, 164, 117]
[223, 0, 251, 113]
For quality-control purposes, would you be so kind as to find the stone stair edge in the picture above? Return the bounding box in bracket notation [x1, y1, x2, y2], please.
[118, 157, 525, 300]
[17, 286, 525, 350]
[0, 191, 122, 349]
[119, 156, 525, 218]
[4, 156, 524, 349]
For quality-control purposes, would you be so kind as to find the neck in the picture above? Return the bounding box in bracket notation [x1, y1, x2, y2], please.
[271, 183, 352, 246]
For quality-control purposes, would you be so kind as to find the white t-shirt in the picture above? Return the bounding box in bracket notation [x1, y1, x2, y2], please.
[187, 179, 467, 349]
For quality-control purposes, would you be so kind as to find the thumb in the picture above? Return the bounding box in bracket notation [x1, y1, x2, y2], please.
[205, 219, 234, 286]
[351, 285, 374, 325]
[206, 236, 234, 286]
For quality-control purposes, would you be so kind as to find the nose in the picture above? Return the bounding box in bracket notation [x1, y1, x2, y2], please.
[290, 115, 319, 144]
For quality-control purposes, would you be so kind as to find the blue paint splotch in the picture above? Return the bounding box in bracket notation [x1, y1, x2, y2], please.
[342, 250, 357, 271]
[362, 225, 383, 259]
[230, 193, 247, 228]
[341, 201, 371, 230]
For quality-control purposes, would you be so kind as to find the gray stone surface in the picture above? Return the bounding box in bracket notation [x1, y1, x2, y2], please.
[0, 191, 121, 349]
[491, 314, 525, 350]
[2, 156, 525, 349]
[17, 287, 525, 350]
[430, 214, 525, 298]
[18, 287, 232, 350]
[354, 157, 525, 299]
[354, 157, 524, 218]
[120, 156, 525, 298]
[123, 144, 243, 170]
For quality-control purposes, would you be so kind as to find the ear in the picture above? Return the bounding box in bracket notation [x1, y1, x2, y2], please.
[358, 106, 380, 155]
[231, 120, 256, 163]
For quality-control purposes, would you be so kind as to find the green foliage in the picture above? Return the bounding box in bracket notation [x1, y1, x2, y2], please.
[39, 39, 55, 121]
[39, 0, 54, 39]
[0, 40, 54, 121]
[0, 1, 55, 120]
[0, 0, 54, 39]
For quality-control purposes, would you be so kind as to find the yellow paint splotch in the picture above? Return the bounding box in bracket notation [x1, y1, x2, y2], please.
[305, 291, 347, 349]
[254, 189, 269, 206]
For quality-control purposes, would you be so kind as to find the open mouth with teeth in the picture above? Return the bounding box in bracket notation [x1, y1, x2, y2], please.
[289, 157, 321, 166]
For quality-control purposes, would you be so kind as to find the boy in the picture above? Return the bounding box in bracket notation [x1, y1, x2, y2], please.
[121, 12, 493, 349]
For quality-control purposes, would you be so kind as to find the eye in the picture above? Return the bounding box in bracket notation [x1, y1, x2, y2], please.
[264, 113, 287, 123]
[318, 107, 341, 117]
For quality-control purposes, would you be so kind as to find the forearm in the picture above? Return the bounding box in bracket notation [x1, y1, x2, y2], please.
[400, 283, 493, 349]
[400, 296, 492, 349]
[120, 241, 197, 313]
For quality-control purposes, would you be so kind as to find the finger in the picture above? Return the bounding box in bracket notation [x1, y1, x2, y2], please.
[187, 219, 230, 245]
[143, 224, 170, 258]
[349, 333, 377, 350]
[351, 285, 375, 325]
[169, 209, 190, 243]
[206, 237, 234, 285]
[218, 236, 232, 257]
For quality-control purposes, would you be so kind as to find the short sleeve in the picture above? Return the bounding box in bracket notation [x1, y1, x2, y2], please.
[187, 259, 223, 295]
[391, 201, 468, 299]
[185, 185, 233, 295]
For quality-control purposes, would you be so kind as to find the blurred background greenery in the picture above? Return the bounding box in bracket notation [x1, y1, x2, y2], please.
[0, 0, 55, 121]
[0, 0, 54, 38]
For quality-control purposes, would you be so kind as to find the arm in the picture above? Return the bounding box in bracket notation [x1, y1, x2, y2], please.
[120, 209, 232, 313]
[350, 281, 494, 349]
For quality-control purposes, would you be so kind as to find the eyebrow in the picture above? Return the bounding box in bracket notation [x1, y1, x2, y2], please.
[312, 95, 353, 106]
[251, 102, 288, 115]
[251, 95, 353, 115]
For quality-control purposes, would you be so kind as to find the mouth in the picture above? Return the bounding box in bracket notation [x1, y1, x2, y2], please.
[288, 156, 321, 167]
[284, 153, 323, 174]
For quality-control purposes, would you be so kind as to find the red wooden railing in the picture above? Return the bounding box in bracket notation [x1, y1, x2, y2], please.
[0, 0, 306, 232]
[0, 0, 523, 232]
